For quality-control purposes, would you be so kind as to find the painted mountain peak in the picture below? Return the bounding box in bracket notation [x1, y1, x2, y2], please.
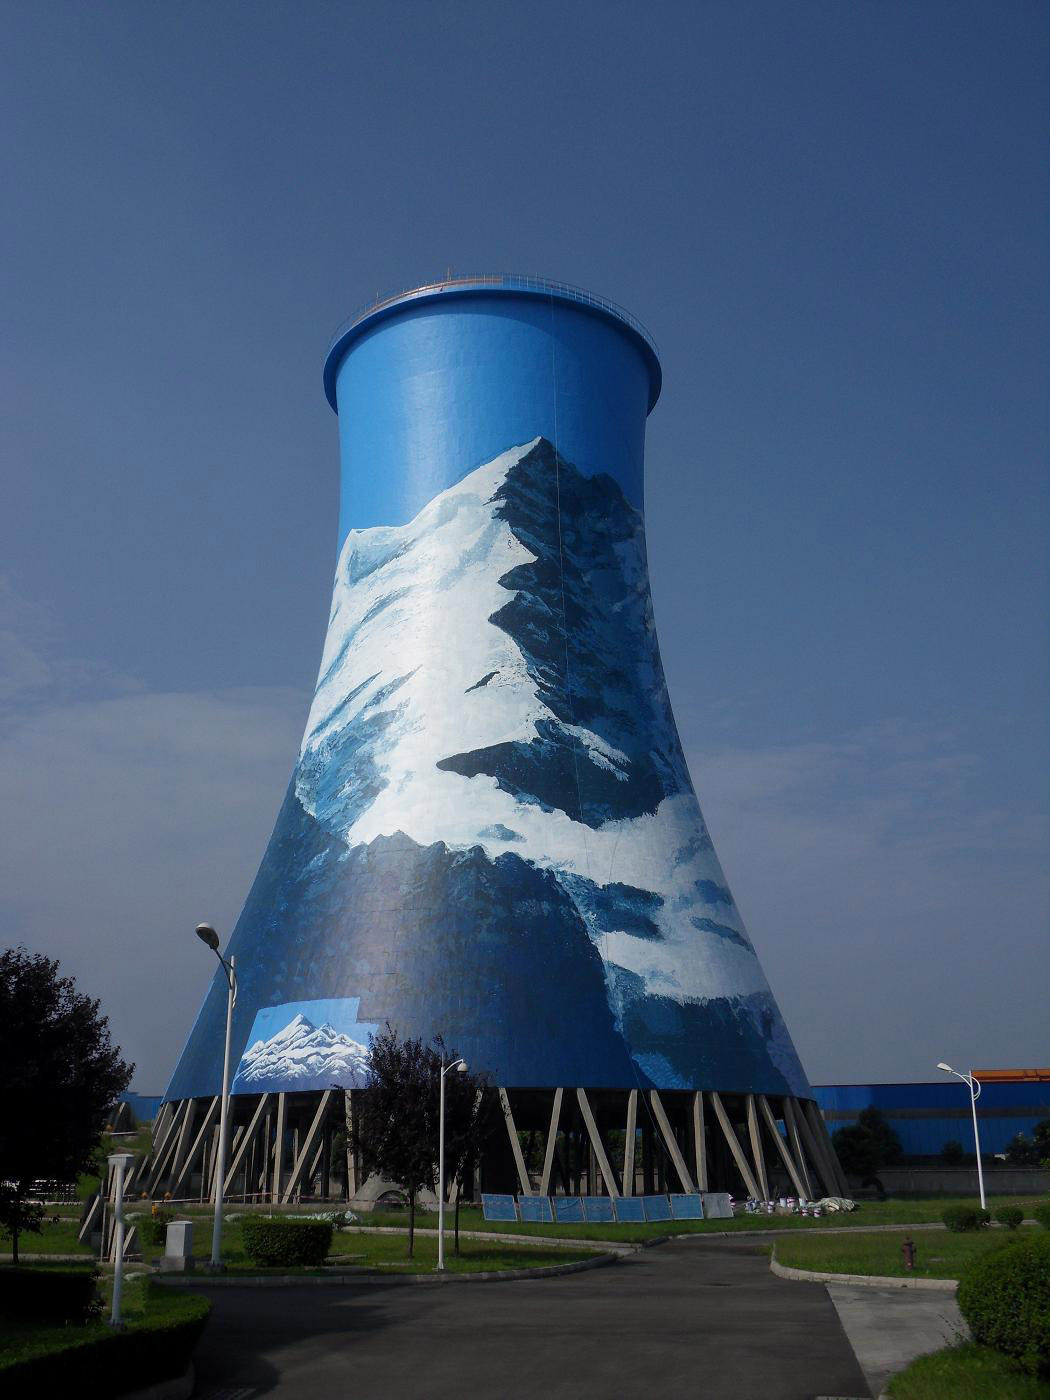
[166, 438, 809, 1102]
[232, 1013, 371, 1093]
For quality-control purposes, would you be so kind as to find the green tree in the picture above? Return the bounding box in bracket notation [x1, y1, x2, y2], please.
[1004, 1119, 1050, 1167]
[941, 1138, 965, 1165]
[437, 1059, 498, 1255]
[343, 1025, 439, 1257]
[831, 1107, 903, 1178]
[0, 947, 133, 1262]
[344, 1026, 494, 1258]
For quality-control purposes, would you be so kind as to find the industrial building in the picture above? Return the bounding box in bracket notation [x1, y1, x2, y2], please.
[150, 276, 849, 1205]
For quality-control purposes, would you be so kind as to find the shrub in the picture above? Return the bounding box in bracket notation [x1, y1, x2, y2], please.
[957, 1234, 1050, 1376]
[943, 1205, 991, 1232]
[1034, 1202, 1050, 1231]
[138, 1208, 175, 1248]
[0, 1267, 99, 1322]
[941, 1138, 965, 1165]
[240, 1217, 333, 1267]
[996, 1205, 1025, 1230]
[0, 1282, 211, 1392]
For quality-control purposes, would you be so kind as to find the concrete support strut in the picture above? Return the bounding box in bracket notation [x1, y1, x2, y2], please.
[708, 1090, 761, 1198]
[576, 1088, 620, 1197]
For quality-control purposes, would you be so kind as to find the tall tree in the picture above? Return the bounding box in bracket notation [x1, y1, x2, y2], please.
[831, 1106, 903, 1179]
[0, 947, 133, 1262]
[438, 1067, 498, 1255]
[344, 1024, 439, 1257]
[343, 1026, 493, 1258]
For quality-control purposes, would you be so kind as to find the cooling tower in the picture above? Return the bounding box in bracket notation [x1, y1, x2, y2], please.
[159, 277, 845, 1203]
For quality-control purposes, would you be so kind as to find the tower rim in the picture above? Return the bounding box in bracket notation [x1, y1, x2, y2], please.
[322, 274, 662, 416]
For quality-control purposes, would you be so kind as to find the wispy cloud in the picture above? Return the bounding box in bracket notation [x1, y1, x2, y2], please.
[0, 576, 308, 1088]
[689, 722, 1049, 1083]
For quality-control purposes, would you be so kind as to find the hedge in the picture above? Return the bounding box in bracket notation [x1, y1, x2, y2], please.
[1, 1281, 212, 1397]
[942, 1205, 990, 1233]
[0, 1267, 99, 1323]
[1034, 1203, 1050, 1231]
[995, 1205, 1025, 1231]
[137, 1209, 175, 1249]
[240, 1217, 333, 1267]
[957, 1234, 1050, 1377]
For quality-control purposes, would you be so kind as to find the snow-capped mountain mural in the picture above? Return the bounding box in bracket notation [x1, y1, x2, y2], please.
[232, 999, 377, 1092]
[166, 438, 809, 1102]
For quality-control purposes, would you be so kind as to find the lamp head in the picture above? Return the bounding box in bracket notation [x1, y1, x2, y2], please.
[456, 1059, 468, 1073]
[936, 1062, 953, 1074]
[195, 923, 220, 951]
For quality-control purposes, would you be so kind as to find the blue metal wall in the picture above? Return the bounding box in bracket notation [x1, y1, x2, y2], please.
[165, 277, 811, 1103]
[814, 1082, 1050, 1156]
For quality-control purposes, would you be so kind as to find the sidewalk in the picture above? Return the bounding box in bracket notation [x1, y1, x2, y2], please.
[826, 1282, 968, 1397]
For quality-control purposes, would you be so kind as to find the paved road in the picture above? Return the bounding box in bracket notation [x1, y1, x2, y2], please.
[190, 1241, 871, 1400]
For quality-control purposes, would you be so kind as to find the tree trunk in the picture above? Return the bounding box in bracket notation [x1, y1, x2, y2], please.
[11, 1194, 19, 1266]
[407, 1191, 415, 1258]
[454, 1191, 461, 1255]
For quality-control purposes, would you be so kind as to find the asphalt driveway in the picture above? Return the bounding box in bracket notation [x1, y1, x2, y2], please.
[190, 1240, 871, 1400]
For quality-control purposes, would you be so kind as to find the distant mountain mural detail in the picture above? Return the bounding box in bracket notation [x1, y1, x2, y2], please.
[232, 1001, 375, 1093]
[166, 438, 809, 1101]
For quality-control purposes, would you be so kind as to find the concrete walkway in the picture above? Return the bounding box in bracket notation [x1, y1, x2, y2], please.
[827, 1283, 967, 1398]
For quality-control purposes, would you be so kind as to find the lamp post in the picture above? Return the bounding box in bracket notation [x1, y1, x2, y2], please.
[937, 1062, 986, 1210]
[108, 1152, 136, 1327]
[437, 1056, 468, 1271]
[196, 923, 237, 1270]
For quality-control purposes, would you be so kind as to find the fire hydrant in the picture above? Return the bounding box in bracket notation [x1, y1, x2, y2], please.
[901, 1237, 916, 1270]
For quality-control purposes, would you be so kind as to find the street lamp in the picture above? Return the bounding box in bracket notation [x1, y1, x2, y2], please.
[437, 1056, 468, 1272]
[937, 1062, 986, 1210]
[108, 1152, 136, 1327]
[196, 923, 237, 1269]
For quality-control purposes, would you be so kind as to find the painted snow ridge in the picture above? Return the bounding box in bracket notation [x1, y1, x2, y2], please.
[232, 1012, 371, 1092]
[290, 438, 807, 1093]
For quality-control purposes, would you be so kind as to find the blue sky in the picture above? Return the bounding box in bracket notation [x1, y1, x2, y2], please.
[1, 1, 1046, 1090]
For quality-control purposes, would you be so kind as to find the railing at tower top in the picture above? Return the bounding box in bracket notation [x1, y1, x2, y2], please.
[325, 274, 660, 362]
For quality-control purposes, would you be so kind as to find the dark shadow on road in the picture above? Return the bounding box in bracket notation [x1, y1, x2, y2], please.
[186, 1243, 872, 1400]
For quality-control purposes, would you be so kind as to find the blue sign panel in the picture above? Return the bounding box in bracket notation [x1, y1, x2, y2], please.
[481, 1194, 519, 1223]
[164, 278, 813, 1106]
[670, 1194, 704, 1220]
[518, 1196, 554, 1223]
[582, 1196, 616, 1223]
[554, 1197, 585, 1224]
[642, 1195, 673, 1222]
[613, 1197, 645, 1223]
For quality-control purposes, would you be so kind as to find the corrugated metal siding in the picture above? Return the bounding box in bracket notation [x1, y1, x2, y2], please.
[812, 1081, 1050, 1155]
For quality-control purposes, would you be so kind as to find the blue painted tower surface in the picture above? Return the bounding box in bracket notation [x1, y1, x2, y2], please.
[165, 277, 811, 1104]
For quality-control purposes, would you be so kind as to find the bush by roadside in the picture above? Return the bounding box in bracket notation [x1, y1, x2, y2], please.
[0, 1278, 211, 1398]
[0, 1267, 99, 1323]
[943, 1205, 990, 1233]
[240, 1217, 333, 1267]
[957, 1233, 1050, 1377]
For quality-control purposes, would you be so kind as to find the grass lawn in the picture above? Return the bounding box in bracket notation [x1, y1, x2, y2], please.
[1, 1216, 93, 1257]
[131, 1218, 600, 1274]
[775, 1226, 1041, 1280]
[11, 1193, 1041, 1259]
[358, 1195, 1046, 1242]
[0, 1272, 208, 1375]
[886, 1342, 1050, 1398]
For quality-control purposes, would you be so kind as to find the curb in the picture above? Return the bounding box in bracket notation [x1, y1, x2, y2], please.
[769, 1248, 958, 1292]
[341, 1225, 640, 1254]
[152, 1250, 620, 1287]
